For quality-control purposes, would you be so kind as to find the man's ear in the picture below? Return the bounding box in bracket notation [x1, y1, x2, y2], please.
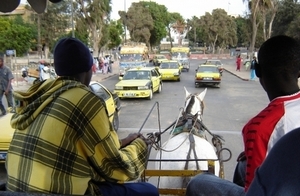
[255, 63, 262, 77]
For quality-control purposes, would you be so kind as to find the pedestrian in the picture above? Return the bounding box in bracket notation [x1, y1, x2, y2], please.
[38, 59, 45, 81]
[236, 54, 242, 71]
[40, 62, 51, 81]
[244, 55, 251, 71]
[6, 38, 159, 196]
[250, 56, 257, 80]
[0, 57, 15, 115]
[186, 35, 300, 196]
[103, 56, 108, 74]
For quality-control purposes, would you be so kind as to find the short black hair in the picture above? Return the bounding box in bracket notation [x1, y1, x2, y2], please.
[258, 35, 300, 79]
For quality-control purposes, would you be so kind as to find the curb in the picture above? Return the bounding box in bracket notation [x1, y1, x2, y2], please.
[224, 69, 249, 81]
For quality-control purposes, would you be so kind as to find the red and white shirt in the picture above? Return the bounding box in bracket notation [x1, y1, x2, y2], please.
[243, 91, 300, 191]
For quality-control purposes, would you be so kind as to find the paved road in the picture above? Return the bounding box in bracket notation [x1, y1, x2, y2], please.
[0, 58, 269, 185]
[98, 59, 269, 181]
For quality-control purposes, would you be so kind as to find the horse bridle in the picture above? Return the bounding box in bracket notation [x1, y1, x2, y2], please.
[184, 93, 205, 117]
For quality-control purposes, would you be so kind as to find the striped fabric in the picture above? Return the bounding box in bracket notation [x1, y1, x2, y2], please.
[242, 91, 300, 191]
[6, 77, 147, 195]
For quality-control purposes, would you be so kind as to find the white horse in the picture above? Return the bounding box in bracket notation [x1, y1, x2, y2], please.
[154, 87, 221, 189]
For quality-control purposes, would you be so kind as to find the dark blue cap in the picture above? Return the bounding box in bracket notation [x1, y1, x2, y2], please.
[54, 38, 93, 76]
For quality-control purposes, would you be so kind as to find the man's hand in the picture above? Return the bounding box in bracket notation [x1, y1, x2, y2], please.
[120, 133, 152, 147]
[4, 89, 9, 95]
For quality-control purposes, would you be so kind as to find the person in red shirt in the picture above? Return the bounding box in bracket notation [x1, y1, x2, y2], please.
[186, 35, 300, 196]
[236, 54, 242, 71]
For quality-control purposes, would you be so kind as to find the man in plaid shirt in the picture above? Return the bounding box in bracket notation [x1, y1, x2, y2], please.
[6, 38, 158, 196]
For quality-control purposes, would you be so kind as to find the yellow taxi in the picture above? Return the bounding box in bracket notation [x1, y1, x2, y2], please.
[158, 60, 181, 81]
[0, 82, 121, 163]
[152, 54, 169, 66]
[195, 64, 221, 88]
[89, 82, 121, 131]
[114, 67, 162, 100]
[0, 113, 14, 163]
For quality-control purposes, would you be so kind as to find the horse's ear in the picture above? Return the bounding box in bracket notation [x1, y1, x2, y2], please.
[198, 88, 207, 101]
[184, 87, 190, 98]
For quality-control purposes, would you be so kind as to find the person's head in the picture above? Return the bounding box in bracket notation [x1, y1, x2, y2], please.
[54, 37, 93, 86]
[39, 60, 45, 64]
[253, 56, 256, 60]
[256, 35, 300, 100]
[0, 57, 3, 68]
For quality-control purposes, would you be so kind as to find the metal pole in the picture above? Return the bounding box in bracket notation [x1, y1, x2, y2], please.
[124, 0, 126, 43]
[71, 0, 75, 38]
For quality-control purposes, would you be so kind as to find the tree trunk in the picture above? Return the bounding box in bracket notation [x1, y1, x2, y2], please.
[194, 27, 197, 46]
[167, 27, 173, 48]
[249, 0, 260, 57]
[267, 11, 276, 39]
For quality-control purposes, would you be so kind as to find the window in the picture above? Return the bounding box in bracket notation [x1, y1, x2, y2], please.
[90, 84, 109, 101]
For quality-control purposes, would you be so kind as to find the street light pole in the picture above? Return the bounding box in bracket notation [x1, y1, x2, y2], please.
[71, 0, 75, 38]
[124, 0, 126, 43]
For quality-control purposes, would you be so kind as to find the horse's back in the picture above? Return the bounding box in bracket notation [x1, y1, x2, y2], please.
[155, 132, 220, 188]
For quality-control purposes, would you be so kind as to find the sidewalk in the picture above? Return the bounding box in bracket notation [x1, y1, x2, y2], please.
[223, 64, 254, 81]
[12, 61, 119, 92]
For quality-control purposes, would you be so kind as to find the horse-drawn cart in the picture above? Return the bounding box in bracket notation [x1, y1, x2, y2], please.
[138, 88, 232, 195]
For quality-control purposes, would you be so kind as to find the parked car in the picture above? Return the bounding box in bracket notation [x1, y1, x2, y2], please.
[114, 67, 162, 100]
[195, 64, 221, 88]
[158, 60, 182, 81]
[0, 82, 121, 163]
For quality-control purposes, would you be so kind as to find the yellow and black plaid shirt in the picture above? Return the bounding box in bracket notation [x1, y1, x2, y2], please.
[6, 77, 147, 195]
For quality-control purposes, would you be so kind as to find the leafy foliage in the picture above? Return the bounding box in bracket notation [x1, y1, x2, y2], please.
[0, 17, 35, 56]
[198, 9, 237, 53]
[119, 3, 154, 46]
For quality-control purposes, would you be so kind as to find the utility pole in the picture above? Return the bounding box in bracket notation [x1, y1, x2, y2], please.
[37, 13, 42, 59]
[124, 0, 126, 43]
[71, 0, 75, 38]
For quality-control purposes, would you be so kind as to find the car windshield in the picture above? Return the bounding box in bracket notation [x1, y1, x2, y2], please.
[172, 52, 188, 58]
[123, 70, 150, 80]
[160, 62, 178, 69]
[197, 66, 219, 73]
[120, 54, 143, 62]
[156, 55, 166, 59]
[205, 60, 221, 65]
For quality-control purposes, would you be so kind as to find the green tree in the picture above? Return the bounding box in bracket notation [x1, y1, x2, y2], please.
[166, 12, 184, 48]
[0, 17, 35, 56]
[235, 16, 251, 47]
[272, 0, 300, 37]
[107, 20, 123, 49]
[75, 0, 112, 56]
[140, 1, 169, 49]
[186, 16, 201, 47]
[119, 3, 154, 48]
[199, 9, 237, 53]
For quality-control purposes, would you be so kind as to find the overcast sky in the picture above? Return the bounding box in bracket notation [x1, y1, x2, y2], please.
[110, 0, 248, 20]
[21, 0, 248, 20]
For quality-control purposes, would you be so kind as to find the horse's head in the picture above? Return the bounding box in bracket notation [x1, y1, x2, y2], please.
[183, 87, 207, 120]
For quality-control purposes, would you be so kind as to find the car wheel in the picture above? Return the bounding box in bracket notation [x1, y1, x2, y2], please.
[177, 77, 181, 82]
[112, 112, 119, 131]
[187, 68, 189, 72]
[148, 89, 153, 100]
[157, 83, 162, 93]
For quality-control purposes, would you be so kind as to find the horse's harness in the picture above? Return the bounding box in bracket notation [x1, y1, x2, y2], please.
[145, 94, 231, 188]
